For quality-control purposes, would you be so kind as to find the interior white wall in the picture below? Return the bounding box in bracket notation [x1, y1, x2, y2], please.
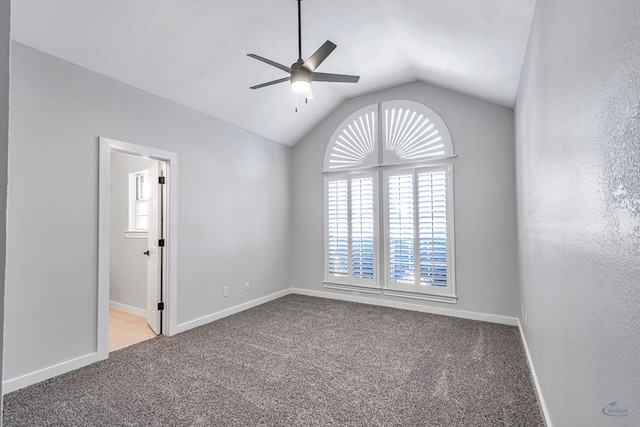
[0, 0, 11, 414]
[291, 81, 520, 319]
[515, 0, 640, 425]
[109, 152, 156, 312]
[4, 42, 292, 383]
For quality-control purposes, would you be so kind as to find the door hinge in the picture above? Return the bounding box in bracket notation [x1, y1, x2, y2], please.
[157, 302, 165, 311]
[158, 176, 165, 184]
[158, 239, 165, 247]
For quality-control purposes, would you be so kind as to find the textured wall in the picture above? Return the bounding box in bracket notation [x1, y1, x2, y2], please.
[5, 42, 292, 381]
[515, 0, 640, 425]
[110, 152, 156, 311]
[292, 81, 520, 318]
[0, 0, 10, 412]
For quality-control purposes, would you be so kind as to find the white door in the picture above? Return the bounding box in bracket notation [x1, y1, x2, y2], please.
[146, 162, 163, 334]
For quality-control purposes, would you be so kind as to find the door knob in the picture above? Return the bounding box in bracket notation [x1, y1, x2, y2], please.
[143, 250, 150, 256]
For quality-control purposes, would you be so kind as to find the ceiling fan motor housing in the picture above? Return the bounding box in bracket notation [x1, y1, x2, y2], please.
[291, 63, 311, 83]
[290, 64, 312, 93]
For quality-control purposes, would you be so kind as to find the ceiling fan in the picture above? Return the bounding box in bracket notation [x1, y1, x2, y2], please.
[247, 0, 360, 100]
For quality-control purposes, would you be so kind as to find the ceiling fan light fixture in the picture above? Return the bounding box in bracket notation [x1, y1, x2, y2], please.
[291, 78, 311, 93]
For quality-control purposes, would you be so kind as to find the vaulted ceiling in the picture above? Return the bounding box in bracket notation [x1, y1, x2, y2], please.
[11, 0, 535, 146]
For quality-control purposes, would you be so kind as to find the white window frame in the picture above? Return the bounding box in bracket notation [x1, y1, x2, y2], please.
[322, 100, 457, 302]
[324, 172, 380, 291]
[126, 170, 149, 238]
[382, 164, 456, 302]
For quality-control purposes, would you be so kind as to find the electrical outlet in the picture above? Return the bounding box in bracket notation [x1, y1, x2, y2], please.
[521, 304, 525, 319]
[223, 286, 229, 297]
[352, 291, 360, 297]
[524, 312, 528, 327]
[245, 282, 250, 292]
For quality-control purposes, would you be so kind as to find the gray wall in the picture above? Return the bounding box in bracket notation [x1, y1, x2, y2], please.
[0, 0, 11, 413]
[5, 42, 292, 381]
[291, 81, 520, 318]
[110, 152, 156, 311]
[515, 0, 640, 425]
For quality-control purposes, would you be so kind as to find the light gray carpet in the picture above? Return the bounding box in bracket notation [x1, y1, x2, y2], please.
[3, 295, 544, 426]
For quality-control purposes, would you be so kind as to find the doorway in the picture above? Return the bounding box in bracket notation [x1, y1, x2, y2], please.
[98, 137, 178, 360]
[108, 152, 165, 351]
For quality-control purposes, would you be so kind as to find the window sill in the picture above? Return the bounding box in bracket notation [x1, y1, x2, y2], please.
[124, 230, 148, 239]
[322, 282, 457, 304]
[383, 289, 457, 304]
[323, 282, 382, 295]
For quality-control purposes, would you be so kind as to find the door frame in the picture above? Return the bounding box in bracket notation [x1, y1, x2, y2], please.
[98, 137, 178, 360]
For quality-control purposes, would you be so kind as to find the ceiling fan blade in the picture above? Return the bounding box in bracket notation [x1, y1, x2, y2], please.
[250, 77, 290, 90]
[247, 54, 292, 73]
[311, 72, 360, 83]
[303, 41, 337, 71]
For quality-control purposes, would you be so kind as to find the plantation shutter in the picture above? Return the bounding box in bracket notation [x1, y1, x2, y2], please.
[382, 100, 454, 165]
[351, 177, 375, 280]
[418, 171, 448, 286]
[327, 180, 349, 277]
[385, 166, 454, 297]
[323, 105, 378, 171]
[388, 174, 415, 284]
[325, 174, 378, 287]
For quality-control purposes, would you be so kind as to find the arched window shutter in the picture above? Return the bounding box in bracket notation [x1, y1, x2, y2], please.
[323, 104, 378, 172]
[324, 101, 454, 172]
[382, 100, 454, 165]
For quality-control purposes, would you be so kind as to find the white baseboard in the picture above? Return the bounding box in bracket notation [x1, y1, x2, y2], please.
[109, 301, 148, 318]
[2, 352, 102, 395]
[291, 287, 518, 326]
[175, 289, 292, 334]
[518, 320, 552, 427]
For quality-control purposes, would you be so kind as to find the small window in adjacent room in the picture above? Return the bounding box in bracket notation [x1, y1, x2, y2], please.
[127, 170, 150, 237]
[323, 100, 457, 303]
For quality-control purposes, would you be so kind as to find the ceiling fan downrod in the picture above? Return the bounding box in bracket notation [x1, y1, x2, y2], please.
[297, 0, 303, 62]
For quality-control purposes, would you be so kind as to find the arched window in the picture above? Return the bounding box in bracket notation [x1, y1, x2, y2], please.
[323, 100, 457, 303]
[324, 100, 454, 171]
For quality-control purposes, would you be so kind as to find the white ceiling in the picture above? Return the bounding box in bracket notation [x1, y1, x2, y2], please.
[11, 0, 535, 146]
